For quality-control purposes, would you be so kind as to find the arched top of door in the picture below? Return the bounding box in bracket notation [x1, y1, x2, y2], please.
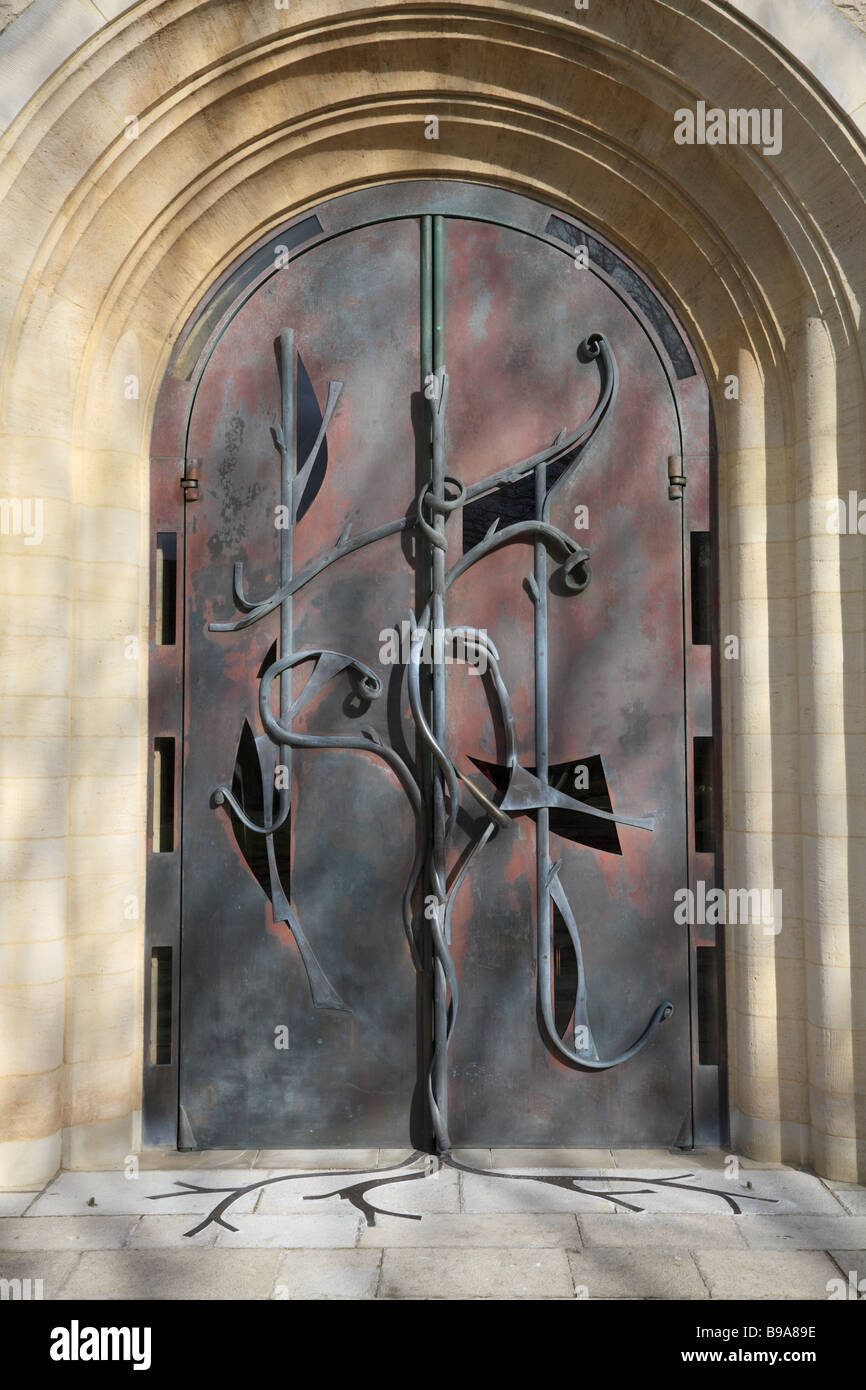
[153, 181, 708, 466]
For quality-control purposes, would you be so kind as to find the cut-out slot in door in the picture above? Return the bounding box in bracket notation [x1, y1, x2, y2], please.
[696, 946, 720, 1065]
[690, 532, 712, 646]
[153, 738, 175, 853]
[149, 947, 173, 1065]
[694, 736, 715, 854]
[154, 533, 177, 646]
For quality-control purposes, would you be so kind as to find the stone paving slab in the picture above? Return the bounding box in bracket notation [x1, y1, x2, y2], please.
[0, 1192, 36, 1215]
[255, 1149, 380, 1170]
[123, 1216, 219, 1248]
[609, 1148, 781, 1172]
[736, 1215, 866, 1250]
[213, 1214, 361, 1248]
[460, 1171, 618, 1215]
[487, 1148, 614, 1169]
[359, 1213, 581, 1248]
[273, 1249, 382, 1299]
[28, 1170, 261, 1217]
[827, 1252, 866, 1296]
[379, 1246, 575, 1299]
[449, 1149, 493, 1167]
[828, 1187, 866, 1215]
[567, 1249, 709, 1300]
[255, 1165, 458, 1216]
[60, 1250, 284, 1300]
[723, 1171, 845, 1215]
[693, 1249, 841, 1300]
[375, 1150, 426, 1168]
[567, 1169, 843, 1216]
[578, 1214, 746, 1249]
[0, 1216, 137, 1250]
[137, 1149, 257, 1171]
[0, 1250, 81, 1299]
[347, 1168, 458, 1216]
[459, 1167, 839, 1217]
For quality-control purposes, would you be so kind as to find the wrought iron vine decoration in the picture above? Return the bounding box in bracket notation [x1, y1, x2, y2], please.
[208, 326, 673, 1150]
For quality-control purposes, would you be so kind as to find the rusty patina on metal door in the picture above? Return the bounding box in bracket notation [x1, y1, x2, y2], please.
[146, 184, 718, 1151]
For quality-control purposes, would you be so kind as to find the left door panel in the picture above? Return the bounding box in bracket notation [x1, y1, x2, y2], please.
[179, 219, 423, 1148]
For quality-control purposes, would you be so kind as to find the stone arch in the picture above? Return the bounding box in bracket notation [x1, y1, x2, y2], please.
[0, 0, 863, 1184]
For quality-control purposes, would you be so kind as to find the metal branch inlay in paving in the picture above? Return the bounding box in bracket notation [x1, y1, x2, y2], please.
[142, 1153, 783, 1238]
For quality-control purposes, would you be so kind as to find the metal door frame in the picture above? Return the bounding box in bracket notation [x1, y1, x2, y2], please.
[143, 180, 725, 1150]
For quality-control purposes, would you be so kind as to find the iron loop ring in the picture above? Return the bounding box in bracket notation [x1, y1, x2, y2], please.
[562, 549, 592, 593]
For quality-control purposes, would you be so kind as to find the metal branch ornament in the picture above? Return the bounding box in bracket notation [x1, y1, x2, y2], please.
[208, 327, 673, 1148]
[149, 1154, 778, 1237]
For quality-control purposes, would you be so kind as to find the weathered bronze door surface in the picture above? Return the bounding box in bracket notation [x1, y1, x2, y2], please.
[147, 184, 718, 1151]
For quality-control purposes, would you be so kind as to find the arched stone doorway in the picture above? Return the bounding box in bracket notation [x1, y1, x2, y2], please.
[1, 0, 863, 1185]
[145, 182, 720, 1152]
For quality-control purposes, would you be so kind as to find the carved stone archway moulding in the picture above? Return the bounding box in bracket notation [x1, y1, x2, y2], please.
[0, 0, 863, 1186]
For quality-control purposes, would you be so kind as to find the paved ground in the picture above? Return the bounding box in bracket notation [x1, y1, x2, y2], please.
[1, 1149, 864, 1300]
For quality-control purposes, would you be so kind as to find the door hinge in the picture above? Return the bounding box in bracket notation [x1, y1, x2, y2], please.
[180, 459, 200, 501]
[668, 454, 686, 501]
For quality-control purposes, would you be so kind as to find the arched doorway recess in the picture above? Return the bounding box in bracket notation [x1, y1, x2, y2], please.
[146, 183, 720, 1152]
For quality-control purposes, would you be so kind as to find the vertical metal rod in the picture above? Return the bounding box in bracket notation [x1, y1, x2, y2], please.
[278, 328, 295, 807]
[432, 215, 444, 376]
[417, 215, 435, 1151]
[534, 459, 553, 1030]
[421, 218, 433, 385]
[430, 215, 450, 1148]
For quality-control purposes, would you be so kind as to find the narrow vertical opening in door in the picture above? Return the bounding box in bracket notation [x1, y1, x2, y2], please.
[153, 738, 175, 853]
[696, 946, 720, 1065]
[149, 947, 173, 1065]
[690, 531, 712, 645]
[154, 532, 177, 646]
[694, 736, 715, 854]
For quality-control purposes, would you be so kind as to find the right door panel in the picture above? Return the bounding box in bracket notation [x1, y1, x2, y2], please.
[441, 219, 691, 1146]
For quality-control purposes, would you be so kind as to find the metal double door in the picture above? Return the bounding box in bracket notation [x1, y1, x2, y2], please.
[177, 202, 701, 1150]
